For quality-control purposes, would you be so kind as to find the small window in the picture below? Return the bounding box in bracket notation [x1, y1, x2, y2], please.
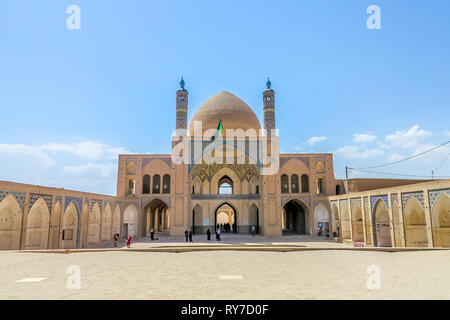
[301, 174, 309, 193]
[256, 186, 259, 194]
[128, 179, 136, 195]
[218, 176, 233, 194]
[317, 178, 324, 194]
[281, 174, 289, 193]
[152, 174, 161, 193]
[291, 174, 299, 193]
[143, 175, 150, 194]
[163, 174, 170, 194]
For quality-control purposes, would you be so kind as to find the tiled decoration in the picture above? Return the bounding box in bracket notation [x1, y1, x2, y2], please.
[401, 191, 424, 208]
[281, 196, 310, 207]
[90, 199, 103, 212]
[370, 195, 389, 211]
[124, 201, 139, 212]
[280, 156, 310, 170]
[29, 193, 52, 215]
[142, 157, 172, 170]
[0, 190, 25, 214]
[313, 200, 329, 210]
[428, 188, 450, 211]
[189, 140, 263, 172]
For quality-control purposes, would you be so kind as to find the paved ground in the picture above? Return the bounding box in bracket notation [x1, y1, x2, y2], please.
[1, 235, 449, 299]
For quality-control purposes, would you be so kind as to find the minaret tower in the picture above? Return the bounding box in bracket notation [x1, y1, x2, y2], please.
[263, 77, 275, 136]
[176, 77, 188, 131]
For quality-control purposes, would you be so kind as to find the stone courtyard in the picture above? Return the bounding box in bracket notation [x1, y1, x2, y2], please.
[1, 236, 449, 300]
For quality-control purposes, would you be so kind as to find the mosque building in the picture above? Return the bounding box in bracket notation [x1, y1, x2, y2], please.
[0, 79, 449, 250]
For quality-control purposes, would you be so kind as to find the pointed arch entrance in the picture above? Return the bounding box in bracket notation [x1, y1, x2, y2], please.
[0, 195, 22, 250]
[143, 198, 169, 236]
[314, 203, 330, 236]
[123, 204, 138, 237]
[282, 199, 307, 235]
[248, 203, 259, 234]
[215, 203, 237, 233]
[431, 193, 450, 247]
[373, 199, 392, 247]
[404, 197, 428, 247]
[25, 198, 50, 250]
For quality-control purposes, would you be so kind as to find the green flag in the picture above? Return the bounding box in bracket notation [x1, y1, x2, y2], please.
[211, 119, 223, 141]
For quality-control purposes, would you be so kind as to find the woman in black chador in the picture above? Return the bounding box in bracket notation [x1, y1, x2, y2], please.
[207, 229, 211, 241]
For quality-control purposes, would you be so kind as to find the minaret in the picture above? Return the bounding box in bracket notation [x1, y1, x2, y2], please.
[263, 77, 275, 136]
[176, 77, 188, 131]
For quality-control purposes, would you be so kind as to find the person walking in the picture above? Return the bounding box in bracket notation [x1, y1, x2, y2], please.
[207, 229, 211, 241]
[217, 228, 221, 241]
[184, 230, 189, 242]
[150, 228, 155, 241]
[251, 225, 256, 236]
[189, 230, 193, 242]
[126, 235, 132, 248]
[113, 233, 119, 247]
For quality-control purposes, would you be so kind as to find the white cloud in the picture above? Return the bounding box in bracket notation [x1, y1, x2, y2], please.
[385, 125, 433, 148]
[42, 142, 131, 160]
[387, 153, 403, 162]
[64, 163, 117, 178]
[334, 146, 384, 159]
[445, 130, 450, 137]
[307, 136, 327, 146]
[376, 141, 391, 150]
[0, 143, 56, 167]
[353, 133, 376, 143]
[0, 141, 130, 195]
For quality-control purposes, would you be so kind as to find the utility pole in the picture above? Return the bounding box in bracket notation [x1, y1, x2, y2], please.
[431, 170, 435, 179]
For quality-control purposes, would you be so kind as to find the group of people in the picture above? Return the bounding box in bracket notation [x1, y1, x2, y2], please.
[216, 222, 235, 233]
[184, 230, 193, 242]
[184, 228, 223, 242]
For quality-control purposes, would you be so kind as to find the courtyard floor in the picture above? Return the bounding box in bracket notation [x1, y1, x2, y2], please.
[1, 235, 449, 300]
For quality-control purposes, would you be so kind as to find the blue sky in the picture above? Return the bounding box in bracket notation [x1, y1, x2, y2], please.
[1, 0, 449, 195]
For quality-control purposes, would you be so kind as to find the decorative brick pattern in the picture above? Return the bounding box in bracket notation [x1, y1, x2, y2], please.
[142, 157, 172, 169]
[29, 193, 52, 215]
[281, 196, 310, 207]
[90, 199, 103, 211]
[401, 191, 424, 208]
[313, 200, 329, 210]
[280, 156, 309, 169]
[0, 190, 25, 214]
[370, 195, 389, 211]
[124, 201, 139, 211]
[428, 188, 450, 211]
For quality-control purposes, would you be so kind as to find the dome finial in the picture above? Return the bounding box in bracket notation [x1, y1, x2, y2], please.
[180, 77, 185, 89]
[266, 77, 271, 89]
